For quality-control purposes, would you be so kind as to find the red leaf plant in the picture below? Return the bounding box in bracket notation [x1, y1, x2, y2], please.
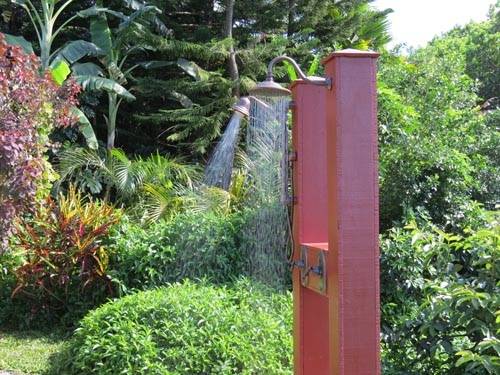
[12, 186, 121, 322]
[0, 33, 80, 252]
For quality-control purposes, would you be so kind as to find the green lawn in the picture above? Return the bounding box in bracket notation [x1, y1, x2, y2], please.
[0, 330, 66, 375]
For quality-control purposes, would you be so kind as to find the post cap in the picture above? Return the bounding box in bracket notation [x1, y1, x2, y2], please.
[322, 49, 380, 65]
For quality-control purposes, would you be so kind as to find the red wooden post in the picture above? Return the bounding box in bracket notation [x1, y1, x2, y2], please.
[291, 81, 330, 374]
[291, 49, 380, 374]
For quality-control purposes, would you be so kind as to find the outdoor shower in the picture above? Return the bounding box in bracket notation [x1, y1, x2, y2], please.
[249, 50, 381, 375]
[205, 50, 380, 374]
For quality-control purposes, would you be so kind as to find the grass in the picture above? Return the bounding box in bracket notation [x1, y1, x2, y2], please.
[0, 330, 66, 375]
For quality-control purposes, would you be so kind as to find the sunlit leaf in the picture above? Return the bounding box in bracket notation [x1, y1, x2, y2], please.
[177, 58, 210, 81]
[283, 60, 297, 81]
[169, 91, 193, 108]
[74, 75, 135, 101]
[51, 60, 71, 85]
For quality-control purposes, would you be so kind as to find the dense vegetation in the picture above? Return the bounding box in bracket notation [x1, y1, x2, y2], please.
[0, 0, 498, 374]
[49, 281, 292, 374]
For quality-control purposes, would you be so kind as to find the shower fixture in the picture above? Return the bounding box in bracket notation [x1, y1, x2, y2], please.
[223, 49, 381, 374]
[232, 96, 271, 117]
[233, 96, 251, 117]
[249, 55, 332, 97]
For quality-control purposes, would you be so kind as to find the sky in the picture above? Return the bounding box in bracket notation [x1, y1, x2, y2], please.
[372, 0, 494, 48]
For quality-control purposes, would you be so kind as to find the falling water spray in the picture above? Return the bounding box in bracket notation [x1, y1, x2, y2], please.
[240, 96, 291, 289]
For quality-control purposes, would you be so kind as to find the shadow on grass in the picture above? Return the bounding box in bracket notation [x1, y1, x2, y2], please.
[0, 328, 68, 342]
[0, 328, 71, 375]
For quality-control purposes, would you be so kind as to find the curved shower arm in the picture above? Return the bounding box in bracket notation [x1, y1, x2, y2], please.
[266, 56, 332, 89]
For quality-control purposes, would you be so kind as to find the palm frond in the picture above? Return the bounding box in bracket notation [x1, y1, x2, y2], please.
[108, 149, 147, 196]
[141, 182, 186, 223]
[58, 147, 109, 181]
[136, 152, 202, 188]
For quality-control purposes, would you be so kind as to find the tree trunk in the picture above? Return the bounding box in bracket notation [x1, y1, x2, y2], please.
[106, 93, 118, 151]
[224, 0, 239, 97]
[104, 93, 118, 202]
[287, 0, 296, 38]
[40, 35, 52, 71]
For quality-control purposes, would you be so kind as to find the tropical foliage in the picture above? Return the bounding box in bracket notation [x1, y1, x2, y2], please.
[0, 34, 79, 252]
[9, 186, 121, 326]
[381, 207, 499, 374]
[0, 1, 498, 374]
[378, 23, 499, 229]
[57, 146, 201, 221]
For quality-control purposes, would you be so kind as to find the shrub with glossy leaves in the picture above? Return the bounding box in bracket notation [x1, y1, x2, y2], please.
[50, 280, 293, 375]
[0, 33, 80, 252]
[109, 206, 292, 293]
[381, 207, 499, 374]
[377, 28, 499, 229]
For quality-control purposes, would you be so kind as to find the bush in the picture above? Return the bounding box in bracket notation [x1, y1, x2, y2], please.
[109, 211, 245, 291]
[0, 250, 23, 326]
[377, 30, 499, 229]
[6, 187, 121, 328]
[381, 207, 499, 374]
[50, 280, 292, 375]
[0, 33, 79, 251]
[109, 207, 292, 292]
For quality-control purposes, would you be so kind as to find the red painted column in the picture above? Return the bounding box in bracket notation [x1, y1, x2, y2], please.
[291, 81, 330, 375]
[324, 49, 380, 374]
[291, 49, 380, 375]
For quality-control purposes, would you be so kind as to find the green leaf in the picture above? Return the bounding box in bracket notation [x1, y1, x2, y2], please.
[90, 16, 113, 59]
[118, 5, 160, 31]
[77, 6, 126, 20]
[107, 62, 126, 85]
[307, 55, 320, 76]
[169, 91, 193, 108]
[57, 40, 104, 64]
[72, 62, 104, 77]
[138, 61, 175, 69]
[177, 58, 210, 81]
[122, 0, 152, 10]
[283, 60, 298, 81]
[70, 107, 98, 150]
[4, 33, 33, 54]
[11, 0, 28, 6]
[456, 353, 473, 367]
[51, 60, 71, 86]
[74, 75, 135, 101]
[122, 0, 169, 36]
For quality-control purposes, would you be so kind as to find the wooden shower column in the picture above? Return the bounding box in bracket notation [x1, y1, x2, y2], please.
[291, 49, 380, 375]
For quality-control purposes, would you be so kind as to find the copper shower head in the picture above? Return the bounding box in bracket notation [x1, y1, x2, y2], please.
[233, 96, 251, 117]
[248, 78, 292, 97]
[233, 96, 272, 117]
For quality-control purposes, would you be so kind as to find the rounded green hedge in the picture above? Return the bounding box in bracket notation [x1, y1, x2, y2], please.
[50, 280, 292, 375]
